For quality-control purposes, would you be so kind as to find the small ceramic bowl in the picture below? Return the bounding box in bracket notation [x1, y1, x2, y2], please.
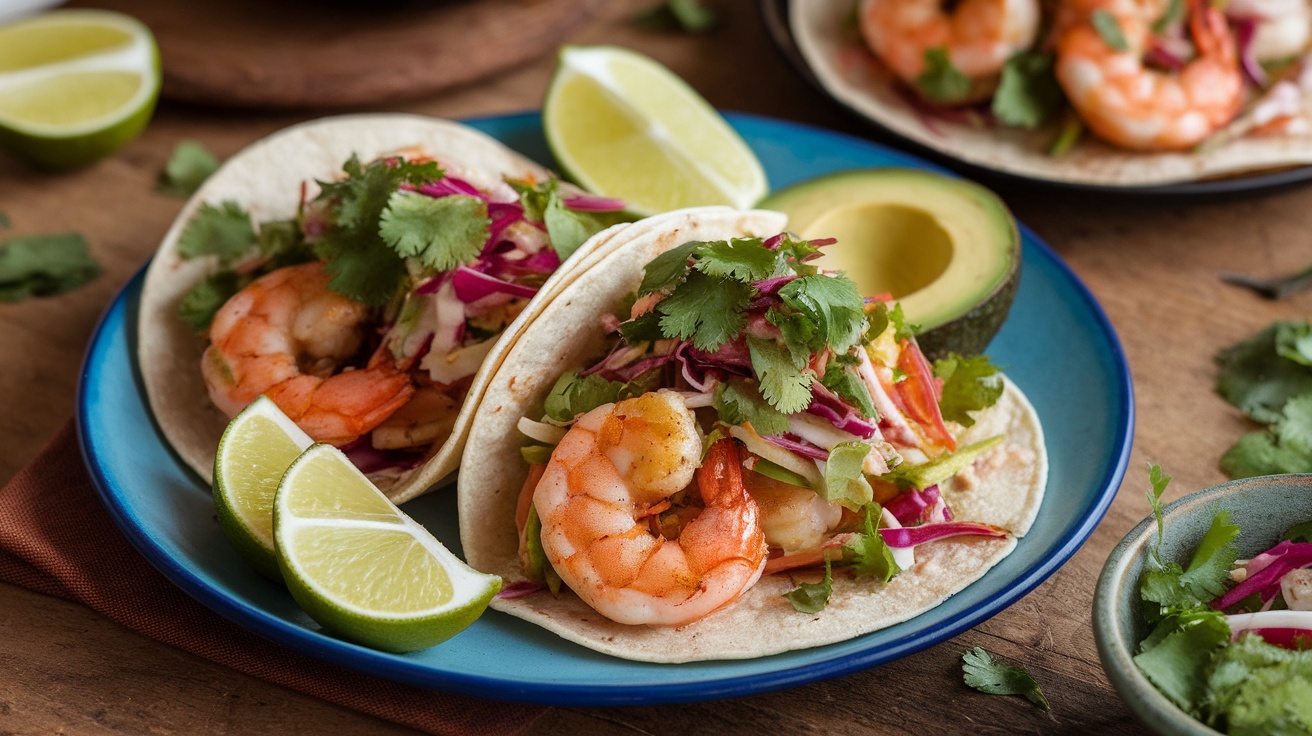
[1093, 473, 1312, 736]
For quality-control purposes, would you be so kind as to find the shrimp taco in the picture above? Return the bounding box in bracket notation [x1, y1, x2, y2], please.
[457, 206, 1048, 662]
[790, 0, 1312, 188]
[138, 114, 637, 503]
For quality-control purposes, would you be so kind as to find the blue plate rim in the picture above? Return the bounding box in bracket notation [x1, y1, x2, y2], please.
[75, 111, 1134, 706]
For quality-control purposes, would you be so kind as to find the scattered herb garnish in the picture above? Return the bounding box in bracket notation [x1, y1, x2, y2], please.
[915, 47, 973, 104]
[784, 553, 833, 614]
[543, 370, 653, 423]
[991, 51, 1064, 130]
[0, 233, 101, 302]
[843, 503, 900, 583]
[158, 140, 221, 197]
[1091, 10, 1129, 52]
[714, 378, 790, 436]
[934, 353, 1004, 427]
[1216, 320, 1312, 478]
[1151, 0, 1185, 35]
[962, 646, 1051, 712]
[632, 0, 717, 34]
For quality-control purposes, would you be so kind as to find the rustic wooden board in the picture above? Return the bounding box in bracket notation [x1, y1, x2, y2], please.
[66, 0, 599, 109]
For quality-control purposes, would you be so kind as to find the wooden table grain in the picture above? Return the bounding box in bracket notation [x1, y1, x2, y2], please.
[3, 2, 1310, 734]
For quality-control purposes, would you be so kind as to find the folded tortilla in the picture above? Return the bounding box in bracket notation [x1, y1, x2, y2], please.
[138, 114, 640, 503]
[791, 0, 1312, 187]
[457, 206, 1049, 662]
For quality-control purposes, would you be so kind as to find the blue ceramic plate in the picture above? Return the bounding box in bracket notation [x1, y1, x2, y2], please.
[77, 112, 1133, 707]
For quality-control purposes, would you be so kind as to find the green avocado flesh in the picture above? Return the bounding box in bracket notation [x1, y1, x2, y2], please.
[759, 168, 1020, 359]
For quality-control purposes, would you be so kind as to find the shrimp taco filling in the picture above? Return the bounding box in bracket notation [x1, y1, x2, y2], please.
[175, 150, 627, 486]
[511, 232, 1020, 627]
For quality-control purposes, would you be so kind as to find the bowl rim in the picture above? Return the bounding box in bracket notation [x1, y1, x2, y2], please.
[1092, 473, 1312, 736]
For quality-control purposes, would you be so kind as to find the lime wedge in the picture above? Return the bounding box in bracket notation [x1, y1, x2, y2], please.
[213, 395, 313, 579]
[544, 45, 767, 216]
[0, 9, 160, 169]
[274, 444, 501, 652]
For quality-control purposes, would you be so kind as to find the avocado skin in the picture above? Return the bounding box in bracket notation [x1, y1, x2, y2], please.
[916, 260, 1019, 361]
[759, 168, 1020, 360]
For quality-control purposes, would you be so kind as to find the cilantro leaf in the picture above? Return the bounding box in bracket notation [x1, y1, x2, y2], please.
[1177, 510, 1239, 601]
[822, 441, 875, 510]
[1133, 608, 1230, 710]
[317, 229, 408, 307]
[867, 300, 916, 343]
[176, 201, 256, 265]
[747, 335, 814, 414]
[1152, 0, 1184, 34]
[843, 503, 899, 582]
[916, 47, 972, 103]
[513, 178, 628, 261]
[1092, 10, 1129, 51]
[637, 240, 702, 296]
[1220, 394, 1312, 479]
[1278, 321, 1312, 367]
[934, 353, 1004, 427]
[962, 647, 1051, 712]
[821, 364, 877, 419]
[1146, 463, 1172, 569]
[714, 379, 790, 436]
[771, 234, 822, 277]
[655, 270, 751, 351]
[177, 271, 241, 331]
[693, 238, 776, 282]
[378, 191, 489, 271]
[784, 554, 833, 614]
[618, 310, 665, 343]
[1205, 632, 1312, 733]
[543, 371, 641, 422]
[1284, 519, 1312, 543]
[633, 0, 717, 33]
[158, 140, 221, 197]
[318, 155, 443, 230]
[0, 233, 100, 302]
[1217, 321, 1312, 424]
[0, 211, 10, 228]
[775, 274, 867, 357]
[992, 51, 1064, 130]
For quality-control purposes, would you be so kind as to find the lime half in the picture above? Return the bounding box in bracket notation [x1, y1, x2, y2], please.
[0, 9, 160, 169]
[213, 395, 313, 580]
[274, 444, 501, 652]
[544, 45, 767, 216]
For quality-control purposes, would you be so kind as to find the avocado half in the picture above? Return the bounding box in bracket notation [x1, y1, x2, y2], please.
[759, 168, 1020, 359]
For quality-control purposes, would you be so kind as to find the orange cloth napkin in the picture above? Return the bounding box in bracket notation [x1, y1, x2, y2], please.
[0, 420, 548, 735]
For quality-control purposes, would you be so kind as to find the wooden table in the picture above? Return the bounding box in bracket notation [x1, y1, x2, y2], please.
[3, 2, 1309, 733]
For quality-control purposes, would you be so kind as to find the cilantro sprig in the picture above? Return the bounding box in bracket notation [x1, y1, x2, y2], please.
[0, 233, 100, 302]
[1216, 320, 1312, 477]
[962, 647, 1051, 712]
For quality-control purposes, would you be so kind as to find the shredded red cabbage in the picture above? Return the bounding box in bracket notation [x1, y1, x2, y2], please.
[807, 381, 879, 439]
[885, 485, 942, 526]
[1230, 16, 1268, 87]
[451, 265, 538, 302]
[341, 438, 427, 474]
[414, 176, 485, 200]
[497, 581, 546, 599]
[1212, 541, 1312, 610]
[878, 521, 1009, 548]
[562, 193, 626, 212]
[1244, 628, 1312, 649]
[763, 433, 830, 460]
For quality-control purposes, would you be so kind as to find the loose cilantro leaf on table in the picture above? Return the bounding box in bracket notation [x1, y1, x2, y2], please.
[158, 140, 221, 197]
[0, 211, 9, 228]
[962, 647, 1051, 712]
[934, 353, 1004, 427]
[1217, 321, 1312, 424]
[916, 48, 972, 103]
[714, 379, 790, 436]
[992, 51, 1064, 130]
[633, 0, 717, 34]
[0, 233, 100, 302]
[784, 554, 833, 614]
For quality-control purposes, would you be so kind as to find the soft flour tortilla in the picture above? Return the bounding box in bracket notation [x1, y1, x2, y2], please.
[791, 0, 1312, 188]
[139, 114, 642, 504]
[457, 206, 1049, 663]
